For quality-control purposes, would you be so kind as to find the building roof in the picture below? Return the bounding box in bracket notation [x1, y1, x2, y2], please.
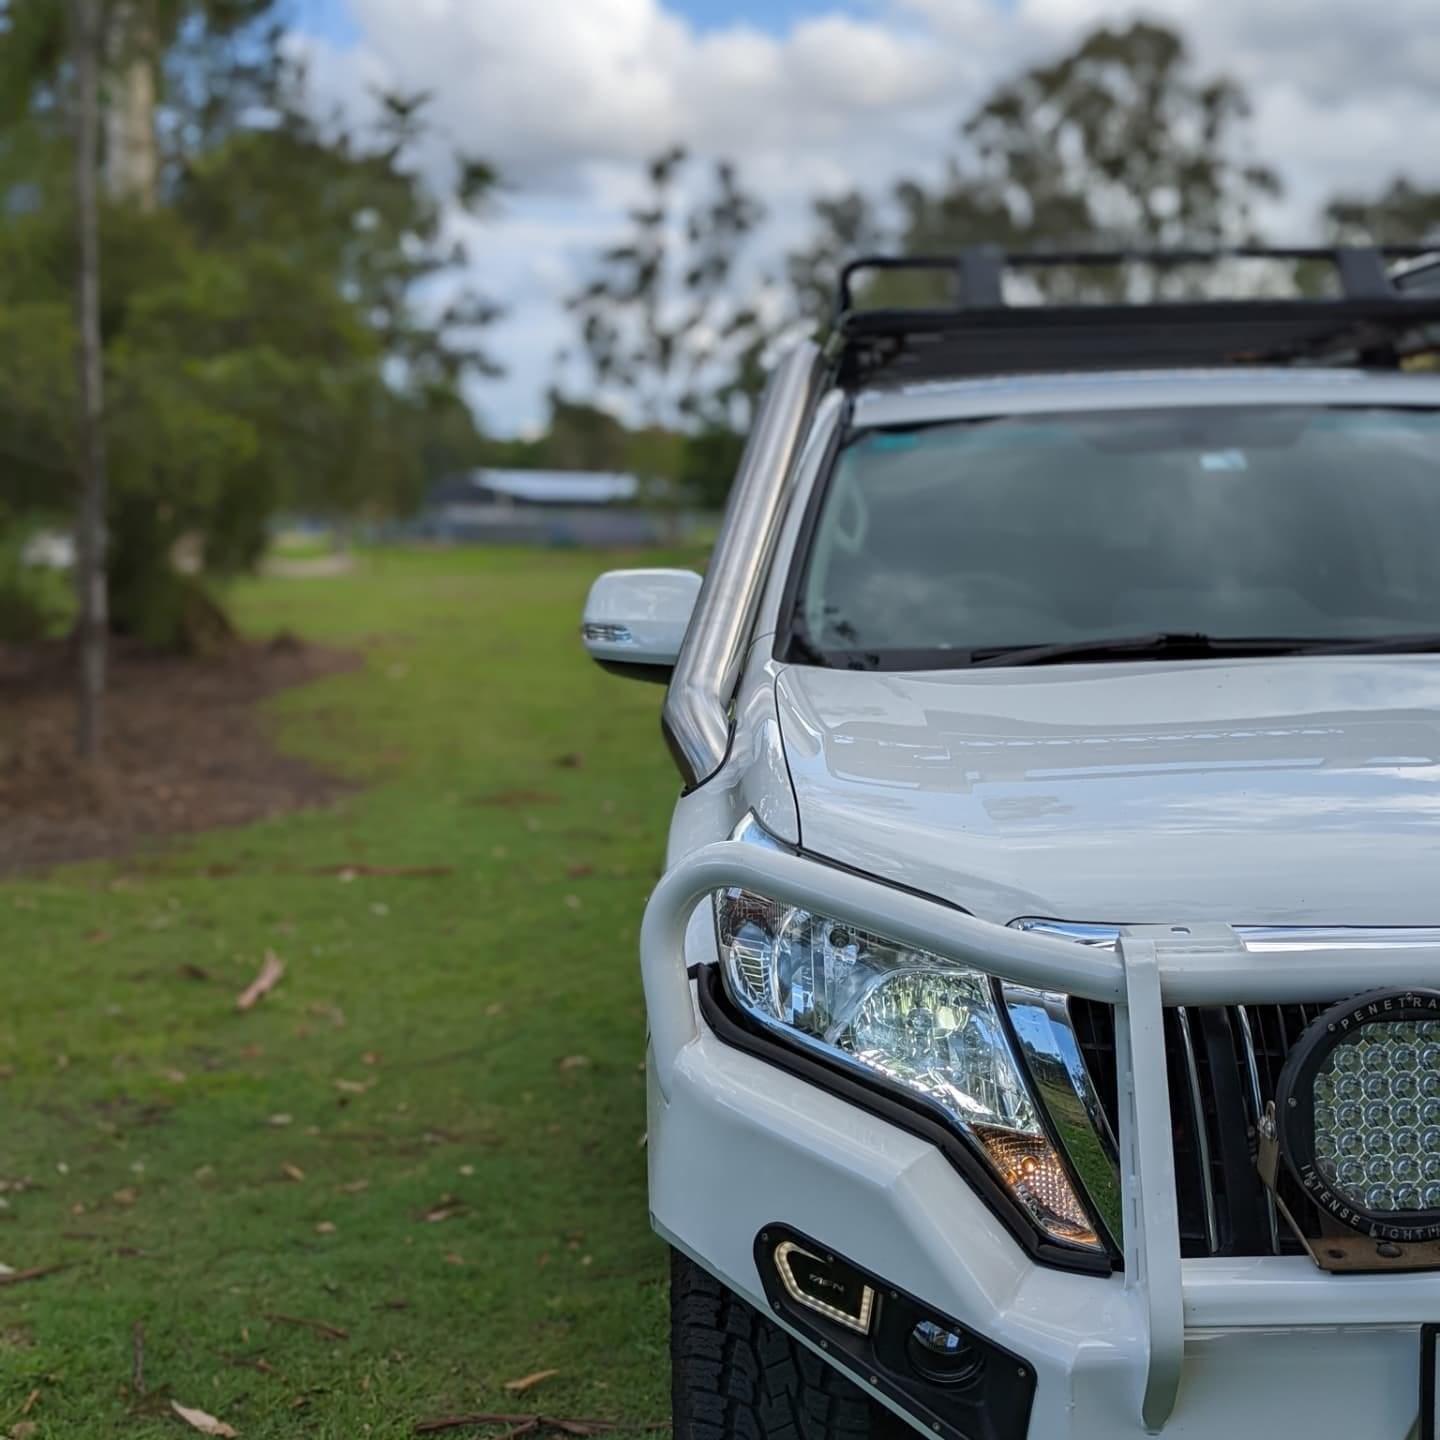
[429, 469, 639, 506]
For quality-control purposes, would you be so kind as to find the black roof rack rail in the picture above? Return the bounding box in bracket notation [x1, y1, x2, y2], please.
[833, 245, 1440, 390]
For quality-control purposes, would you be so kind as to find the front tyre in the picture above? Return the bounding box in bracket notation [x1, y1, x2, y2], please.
[670, 1248, 903, 1440]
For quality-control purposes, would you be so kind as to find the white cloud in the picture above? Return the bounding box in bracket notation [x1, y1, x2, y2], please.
[294, 0, 1440, 433]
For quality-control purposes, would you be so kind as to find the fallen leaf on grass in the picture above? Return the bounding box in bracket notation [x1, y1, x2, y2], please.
[236, 951, 285, 1012]
[484, 1003, 507, 1018]
[11, 1421, 38, 1439]
[266, 1312, 349, 1341]
[361, 1051, 381, 1066]
[21, 1388, 40, 1414]
[563, 894, 582, 910]
[443, 1252, 464, 1266]
[177, 963, 211, 983]
[566, 863, 594, 879]
[334, 1079, 374, 1095]
[281, 1164, 305, 1182]
[0, 1265, 66, 1288]
[558, 1056, 590, 1072]
[163, 1069, 188, 1084]
[267, 1114, 293, 1128]
[383, 1298, 409, 1311]
[112, 1188, 137, 1207]
[314, 1221, 337, 1235]
[211, 1349, 276, 1377]
[171, 1400, 238, 1437]
[503, 1370, 560, 1395]
[418, 1195, 466, 1223]
[86, 929, 110, 944]
[310, 864, 454, 878]
[338, 1178, 370, 1194]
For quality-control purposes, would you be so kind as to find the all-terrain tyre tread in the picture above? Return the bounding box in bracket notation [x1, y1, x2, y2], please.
[670, 1248, 892, 1440]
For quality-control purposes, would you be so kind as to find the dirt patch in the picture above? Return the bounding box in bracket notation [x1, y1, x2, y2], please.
[0, 638, 360, 874]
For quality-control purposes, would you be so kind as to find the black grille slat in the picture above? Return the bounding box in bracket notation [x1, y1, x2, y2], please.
[1195, 1008, 1271, 1255]
[1071, 998, 1331, 1257]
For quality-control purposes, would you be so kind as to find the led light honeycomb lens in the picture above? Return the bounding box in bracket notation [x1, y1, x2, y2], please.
[1314, 1020, 1440, 1212]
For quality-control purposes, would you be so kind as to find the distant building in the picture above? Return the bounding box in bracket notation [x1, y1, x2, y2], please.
[417, 468, 666, 547]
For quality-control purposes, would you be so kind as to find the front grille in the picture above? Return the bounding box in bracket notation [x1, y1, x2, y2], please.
[1071, 999, 1336, 1257]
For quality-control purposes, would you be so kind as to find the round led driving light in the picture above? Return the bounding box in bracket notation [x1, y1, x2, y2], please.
[1276, 988, 1440, 1242]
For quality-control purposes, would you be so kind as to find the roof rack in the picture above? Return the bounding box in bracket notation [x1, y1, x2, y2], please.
[833, 245, 1440, 390]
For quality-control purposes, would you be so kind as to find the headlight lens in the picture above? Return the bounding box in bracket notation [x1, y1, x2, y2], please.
[715, 887, 1101, 1249]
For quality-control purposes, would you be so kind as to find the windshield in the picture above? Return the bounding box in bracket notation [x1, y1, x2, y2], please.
[785, 404, 1440, 670]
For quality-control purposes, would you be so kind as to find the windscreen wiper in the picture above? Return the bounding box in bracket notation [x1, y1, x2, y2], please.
[965, 631, 1440, 668]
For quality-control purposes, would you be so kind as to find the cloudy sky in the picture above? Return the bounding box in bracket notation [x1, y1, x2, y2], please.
[290, 0, 1440, 435]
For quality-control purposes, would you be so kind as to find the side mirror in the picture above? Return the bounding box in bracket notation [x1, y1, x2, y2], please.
[581, 568, 703, 682]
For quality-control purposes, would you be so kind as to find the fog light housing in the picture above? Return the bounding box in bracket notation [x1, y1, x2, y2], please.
[907, 1321, 985, 1388]
[1276, 988, 1440, 1243]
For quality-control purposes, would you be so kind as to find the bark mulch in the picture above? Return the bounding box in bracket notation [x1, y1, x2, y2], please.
[0, 635, 359, 874]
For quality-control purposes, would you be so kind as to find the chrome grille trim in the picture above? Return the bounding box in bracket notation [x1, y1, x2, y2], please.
[1232, 1005, 1280, 1254]
[1173, 1006, 1220, 1255]
[1014, 919, 1440, 953]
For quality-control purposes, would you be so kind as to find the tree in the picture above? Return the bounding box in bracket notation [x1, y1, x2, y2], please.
[1325, 177, 1440, 245]
[0, 8, 501, 653]
[71, 0, 108, 759]
[567, 147, 769, 432]
[893, 21, 1282, 303]
[570, 23, 1287, 505]
[785, 190, 889, 332]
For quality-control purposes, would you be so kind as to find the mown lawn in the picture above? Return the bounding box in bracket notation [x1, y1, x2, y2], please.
[1, 546, 702, 1439]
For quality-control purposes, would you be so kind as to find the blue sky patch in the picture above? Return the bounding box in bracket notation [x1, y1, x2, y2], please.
[675, 0, 873, 30]
[292, 0, 874, 47]
[290, 0, 361, 47]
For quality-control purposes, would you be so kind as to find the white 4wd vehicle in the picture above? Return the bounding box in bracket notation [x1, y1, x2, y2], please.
[583, 246, 1440, 1440]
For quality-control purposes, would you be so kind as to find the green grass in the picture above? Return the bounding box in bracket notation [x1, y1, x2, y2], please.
[266, 532, 338, 561]
[1, 546, 706, 1439]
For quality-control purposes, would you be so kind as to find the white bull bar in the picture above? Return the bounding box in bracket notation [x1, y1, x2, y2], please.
[641, 840, 1440, 1434]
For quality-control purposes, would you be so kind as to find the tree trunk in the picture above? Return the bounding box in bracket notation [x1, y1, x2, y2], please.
[72, 0, 108, 762]
[104, 0, 160, 211]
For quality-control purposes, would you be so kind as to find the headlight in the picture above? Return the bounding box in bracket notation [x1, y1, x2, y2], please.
[715, 887, 1102, 1250]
